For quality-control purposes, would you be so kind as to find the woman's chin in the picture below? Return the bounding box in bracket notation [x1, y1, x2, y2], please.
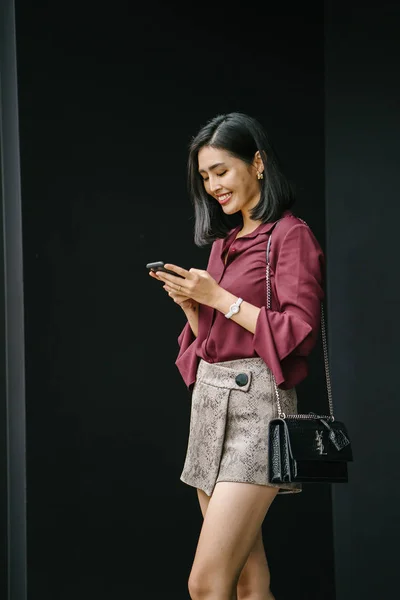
[221, 203, 239, 215]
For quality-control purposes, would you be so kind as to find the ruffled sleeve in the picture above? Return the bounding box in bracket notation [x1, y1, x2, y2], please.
[175, 321, 199, 389]
[253, 223, 325, 387]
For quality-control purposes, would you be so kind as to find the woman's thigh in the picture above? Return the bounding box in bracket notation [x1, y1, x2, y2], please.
[192, 482, 278, 585]
[197, 487, 269, 582]
[197, 487, 210, 518]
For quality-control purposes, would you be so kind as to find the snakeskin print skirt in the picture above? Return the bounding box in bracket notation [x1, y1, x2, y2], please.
[180, 357, 302, 497]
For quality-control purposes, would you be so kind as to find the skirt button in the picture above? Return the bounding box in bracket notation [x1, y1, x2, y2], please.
[235, 373, 248, 386]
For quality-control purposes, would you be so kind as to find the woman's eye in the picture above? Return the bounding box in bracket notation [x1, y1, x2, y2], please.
[201, 171, 226, 183]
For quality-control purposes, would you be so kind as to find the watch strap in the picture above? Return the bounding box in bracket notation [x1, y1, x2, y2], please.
[224, 297, 243, 319]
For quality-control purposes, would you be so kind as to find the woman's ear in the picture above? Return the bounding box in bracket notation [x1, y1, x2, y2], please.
[253, 150, 265, 175]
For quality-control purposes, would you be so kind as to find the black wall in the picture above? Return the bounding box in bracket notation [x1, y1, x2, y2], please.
[7, 2, 332, 599]
[325, 2, 400, 598]
[4, 3, 399, 599]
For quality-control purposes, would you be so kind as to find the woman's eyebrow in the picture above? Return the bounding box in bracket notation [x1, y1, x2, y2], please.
[198, 162, 226, 174]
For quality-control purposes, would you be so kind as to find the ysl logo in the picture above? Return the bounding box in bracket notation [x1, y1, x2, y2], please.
[315, 430, 327, 455]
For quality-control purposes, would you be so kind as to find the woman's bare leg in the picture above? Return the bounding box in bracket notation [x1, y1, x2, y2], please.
[188, 482, 278, 600]
[197, 489, 275, 599]
[236, 529, 275, 600]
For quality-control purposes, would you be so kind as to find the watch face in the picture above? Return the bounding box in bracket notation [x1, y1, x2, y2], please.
[231, 305, 239, 314]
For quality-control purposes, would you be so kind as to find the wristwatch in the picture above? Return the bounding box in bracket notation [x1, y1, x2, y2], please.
[224, 297, 243, 319]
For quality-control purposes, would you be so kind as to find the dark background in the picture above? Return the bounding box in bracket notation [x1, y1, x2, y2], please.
[325, 3, 400, 599]
[16, 2, 330, 599]
[1, 1, 399, 599]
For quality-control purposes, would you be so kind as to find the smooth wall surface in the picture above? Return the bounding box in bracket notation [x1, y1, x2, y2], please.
[325, 2, 400, 598]
[1, 1, 27, 599]
[15, 3, 330, 598]
[0, 20, 8, 598]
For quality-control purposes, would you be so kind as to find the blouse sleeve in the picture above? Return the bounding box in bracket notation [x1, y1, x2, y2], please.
[253, 223, 325, 387]
[177, 321, 195, 353]
[175, 321, 199, 388]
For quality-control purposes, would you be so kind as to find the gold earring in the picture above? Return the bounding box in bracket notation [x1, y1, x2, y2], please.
[257, 171, 264, 180]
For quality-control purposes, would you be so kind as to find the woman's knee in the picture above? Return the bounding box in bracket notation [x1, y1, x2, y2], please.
[188, 570, 212, 599]
[188, 566, 237, 599]
[236, 532, 271, 599]
[187, 570, 208, 599]
[237, 565, 270, 600]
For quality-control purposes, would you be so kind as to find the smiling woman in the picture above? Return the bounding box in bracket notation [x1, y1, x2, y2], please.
[188, 112, 296, 247]
[148, 112, 325, 600]
[198, 146, 264, 220]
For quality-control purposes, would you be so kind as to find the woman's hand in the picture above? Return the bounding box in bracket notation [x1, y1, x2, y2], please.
[149, 263, 262, 337]
[166, 291, 199, 312]
[148, 269, 198, 312]
[151, 263, 222, 309]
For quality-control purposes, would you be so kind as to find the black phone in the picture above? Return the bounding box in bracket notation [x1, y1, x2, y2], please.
[146, 261, 185, 278]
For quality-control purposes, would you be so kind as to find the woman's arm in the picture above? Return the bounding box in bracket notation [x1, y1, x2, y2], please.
[214, 224, 324, 349]
[181, 302, 199, 337]
[212, 291, 260, 333]
[149, 268, 199, 336]
[159, 222, 324, 351]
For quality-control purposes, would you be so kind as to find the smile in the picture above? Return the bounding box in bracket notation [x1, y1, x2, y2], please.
[217, 193, 232, 205]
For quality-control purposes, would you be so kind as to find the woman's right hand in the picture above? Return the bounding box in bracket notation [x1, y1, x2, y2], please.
[176, 296, 199, 312]
[165, 289, 199, 313]
[149, 270, 199, 336]
[167, 291, 199, 338]
[149, 270, 199, 312]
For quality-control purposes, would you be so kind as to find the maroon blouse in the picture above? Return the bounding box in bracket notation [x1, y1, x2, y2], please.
[175, 210, 325, 390]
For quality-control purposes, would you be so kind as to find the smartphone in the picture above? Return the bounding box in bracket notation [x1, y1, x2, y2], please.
[146, 261, 185, 278]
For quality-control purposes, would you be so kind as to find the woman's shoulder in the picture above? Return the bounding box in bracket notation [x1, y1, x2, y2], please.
[280, 210, 308, 227]
[275, 212, 323, 252]
[277, 210, 313, 235]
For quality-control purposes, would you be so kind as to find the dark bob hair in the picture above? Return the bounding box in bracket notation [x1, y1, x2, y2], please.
[187, 112, 296, 247]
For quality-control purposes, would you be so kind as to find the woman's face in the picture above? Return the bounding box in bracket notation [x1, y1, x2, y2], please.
[198, 146, 263, 217]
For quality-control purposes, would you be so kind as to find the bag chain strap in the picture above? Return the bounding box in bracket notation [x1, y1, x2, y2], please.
[266, 222, 334, 421]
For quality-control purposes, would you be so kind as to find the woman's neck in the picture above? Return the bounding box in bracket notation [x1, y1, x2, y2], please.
[236, 219, 262, 238]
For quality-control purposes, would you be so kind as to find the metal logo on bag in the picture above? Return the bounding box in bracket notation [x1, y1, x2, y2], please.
[315, 430, 327, 455]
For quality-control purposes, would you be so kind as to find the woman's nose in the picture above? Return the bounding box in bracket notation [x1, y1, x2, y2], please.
[209, 177, 222, 192]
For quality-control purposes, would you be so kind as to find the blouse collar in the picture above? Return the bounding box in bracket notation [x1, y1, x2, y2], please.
[228, 209, 293, 241]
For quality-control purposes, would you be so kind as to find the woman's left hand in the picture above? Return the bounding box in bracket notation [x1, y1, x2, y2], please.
[155, 263, 221, 308]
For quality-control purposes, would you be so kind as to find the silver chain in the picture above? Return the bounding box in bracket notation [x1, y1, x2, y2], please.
[266, 223, 334, 421]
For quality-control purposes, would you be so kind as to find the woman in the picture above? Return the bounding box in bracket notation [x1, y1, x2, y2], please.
[149, 112, 324, 600]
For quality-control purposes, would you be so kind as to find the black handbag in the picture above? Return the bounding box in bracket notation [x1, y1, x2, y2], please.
[266, 220, 353, 484]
